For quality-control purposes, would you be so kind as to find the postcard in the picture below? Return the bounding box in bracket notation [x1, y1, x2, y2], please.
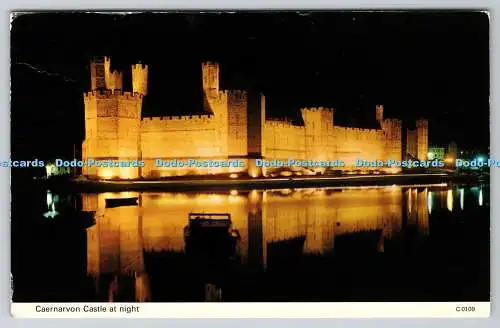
[9, 11, 490, 318]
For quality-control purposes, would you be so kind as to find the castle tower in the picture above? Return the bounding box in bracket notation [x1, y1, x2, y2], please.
[301, 107, 334, 162]
[104, 56, 112, 88]
[416, 119, 429, 161]
[132, 63, 148, 96]
[381, 118, 402, 171]
[90, 56, 106, 90]
[247, 92, 266, 177]
[113, 71, 124, 91]
[82, 58, 144, 180]
[202, 62, 220, 100]
[406, 129, 417, 160]
[104, 56, 123, 91]
[376, 105, 384, 123]
[227, 91, 249, 157]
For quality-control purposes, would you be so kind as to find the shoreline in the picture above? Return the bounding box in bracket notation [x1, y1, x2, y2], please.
[35, 173, 488, 193]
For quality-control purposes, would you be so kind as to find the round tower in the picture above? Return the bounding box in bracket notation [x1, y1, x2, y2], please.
[132, 63, 149, 96]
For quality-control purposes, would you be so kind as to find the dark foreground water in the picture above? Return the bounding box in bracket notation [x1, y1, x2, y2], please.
[11, 182, 490, 302]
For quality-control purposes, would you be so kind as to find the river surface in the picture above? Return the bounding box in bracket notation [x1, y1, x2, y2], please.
[11, 182, 490, 302]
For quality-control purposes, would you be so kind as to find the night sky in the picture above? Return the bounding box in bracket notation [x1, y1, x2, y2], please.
[10, 11, 489, 160]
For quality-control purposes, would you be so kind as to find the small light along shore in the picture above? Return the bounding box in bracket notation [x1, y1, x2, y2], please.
[37, 172, 488, 193]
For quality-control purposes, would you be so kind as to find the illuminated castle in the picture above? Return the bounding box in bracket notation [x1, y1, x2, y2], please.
[82, 56, 428, 180]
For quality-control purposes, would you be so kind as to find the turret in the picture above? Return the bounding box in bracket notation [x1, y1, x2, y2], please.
[104, 56, 123, 91]
[376, 104, 384, 123]
[132, 63, 148, 96]
[89, 56, 105, 90]
[202, 62, 220, 100]
[104, 56, 112, 88]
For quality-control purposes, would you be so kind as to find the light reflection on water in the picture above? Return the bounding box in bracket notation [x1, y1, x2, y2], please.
[25, 184, 487, 302]
[74, 184, 488, 301]
[43, 190, 59, 218]
[460, 188, 465, 210]
[428, 191, 433, 214]
[447, 189, 453, 212]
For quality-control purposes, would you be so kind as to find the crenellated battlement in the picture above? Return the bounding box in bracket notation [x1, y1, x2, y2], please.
[301, 106, 335, 128]
[223, 89, 248, 100]
[416, 119, 428, 128]
[301, 106, 335, 113]
[131, 63, 149, 70]
[336, 126, 380, 134]
[131, 62, 149, 96]
[383, 118, 402, 126]
[267, 118, 293, 123]
[140, 113, 217, 134]
[142, 114, 214, 122]
[84, 89, 144, 100]
[103, 56, 124, 91]
[384, 118, 402, 123]
[202, 61, 219, 67]
[205, 90, 228, 105]
[266, 119, 304, 129]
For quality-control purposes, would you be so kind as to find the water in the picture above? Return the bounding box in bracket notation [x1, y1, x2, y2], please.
[11, 183, 490, 302]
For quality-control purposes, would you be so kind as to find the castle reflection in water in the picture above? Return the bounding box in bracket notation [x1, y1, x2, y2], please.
[78, 184, 485, 301]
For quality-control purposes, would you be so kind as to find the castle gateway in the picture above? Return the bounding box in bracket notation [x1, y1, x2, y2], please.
[82, 57, 428, 179]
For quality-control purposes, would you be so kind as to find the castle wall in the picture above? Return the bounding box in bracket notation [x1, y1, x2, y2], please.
[331, 126, 385, 170]
[262, 108, 400, 174]
[262, 117, 392, 174]
[263, 120, 306, 160]
[140, 115, 229, 177]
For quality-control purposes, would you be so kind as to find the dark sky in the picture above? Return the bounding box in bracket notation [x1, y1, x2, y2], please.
[10, 11, 489, 159]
